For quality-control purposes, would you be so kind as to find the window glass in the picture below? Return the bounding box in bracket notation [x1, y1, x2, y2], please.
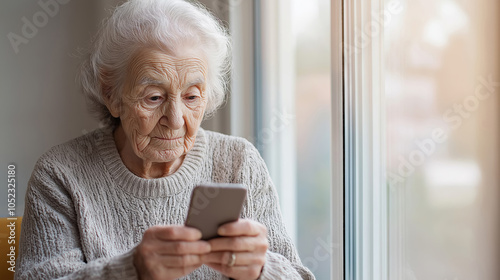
[385, 0, 499, 278]
[254, 0, 332, 278]
[292, 0, 331, 277]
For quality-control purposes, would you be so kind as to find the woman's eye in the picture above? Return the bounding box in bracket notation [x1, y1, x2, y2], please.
[184, 86, 201, 102]
[146, 94, 164, 103]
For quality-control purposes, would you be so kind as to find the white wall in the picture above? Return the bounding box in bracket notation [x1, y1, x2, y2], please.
[0, 0, 122, 217]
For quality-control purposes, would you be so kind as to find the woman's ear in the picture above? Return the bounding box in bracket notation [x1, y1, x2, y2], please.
[100, 70, 120, 118]
[106, 98, 121, 119]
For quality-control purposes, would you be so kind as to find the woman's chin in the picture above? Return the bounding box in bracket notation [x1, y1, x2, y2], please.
[141, 148, 184, 164]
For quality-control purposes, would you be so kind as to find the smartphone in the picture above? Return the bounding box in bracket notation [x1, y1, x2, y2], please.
[185, 183, 247, 240]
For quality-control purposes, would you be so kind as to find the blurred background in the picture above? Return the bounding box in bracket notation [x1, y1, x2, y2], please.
[0, 0, 113, 219]
[384, 0, 500, 279]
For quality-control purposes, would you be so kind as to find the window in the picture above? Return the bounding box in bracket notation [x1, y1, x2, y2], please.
[342, 0, 500, 279]
[219, 0, 335, 278]
[253, 0, 333, 278]
[212, 0, 500, 279]
[384, 1, 500, 279]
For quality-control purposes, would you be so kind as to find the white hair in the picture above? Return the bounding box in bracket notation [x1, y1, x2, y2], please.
[79, 0, 231, 127]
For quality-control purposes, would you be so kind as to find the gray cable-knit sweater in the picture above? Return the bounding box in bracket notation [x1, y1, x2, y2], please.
[15, 127, 315, 280]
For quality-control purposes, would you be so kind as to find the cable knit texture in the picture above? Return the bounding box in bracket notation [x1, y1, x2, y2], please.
[15, 127, 315, 280]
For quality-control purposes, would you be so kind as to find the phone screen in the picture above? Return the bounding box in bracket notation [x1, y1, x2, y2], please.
[185, 183, 247, 240]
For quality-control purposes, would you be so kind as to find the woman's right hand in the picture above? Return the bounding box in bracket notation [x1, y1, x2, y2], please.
[133, 225, 211, 280]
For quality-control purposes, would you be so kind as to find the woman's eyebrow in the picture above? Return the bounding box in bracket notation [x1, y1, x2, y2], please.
[185, 77, 205, 88]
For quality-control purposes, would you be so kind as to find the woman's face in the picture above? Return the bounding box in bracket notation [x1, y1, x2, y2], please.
[110, 47, 208, 164]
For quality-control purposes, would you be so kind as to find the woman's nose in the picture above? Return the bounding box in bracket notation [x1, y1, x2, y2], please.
[160, 98, 184, 129]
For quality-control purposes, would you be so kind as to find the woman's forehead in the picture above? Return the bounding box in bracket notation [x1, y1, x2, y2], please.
[127, 48, 208, 86]
[138, 75, 205, 89]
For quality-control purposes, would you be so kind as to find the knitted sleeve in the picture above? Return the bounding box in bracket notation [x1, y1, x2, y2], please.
[14, 155, 138, 280]
[238, 142, 316, 280]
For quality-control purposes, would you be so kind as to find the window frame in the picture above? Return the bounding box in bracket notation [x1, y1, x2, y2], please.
[331, 0, 345, 279]
[342, 0, 389, 279]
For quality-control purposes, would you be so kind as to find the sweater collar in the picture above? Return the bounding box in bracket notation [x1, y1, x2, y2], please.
[96, 127, 207, 198]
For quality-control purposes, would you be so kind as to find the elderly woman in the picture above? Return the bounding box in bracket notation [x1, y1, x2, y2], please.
[16, 0, 315, 279]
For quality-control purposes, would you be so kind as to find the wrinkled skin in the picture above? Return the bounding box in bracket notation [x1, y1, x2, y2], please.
[109, 47, 208, 178]
[105, 47, 268, 280]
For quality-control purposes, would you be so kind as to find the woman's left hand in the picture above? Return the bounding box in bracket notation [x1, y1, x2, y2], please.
[202, 219, 269, 280]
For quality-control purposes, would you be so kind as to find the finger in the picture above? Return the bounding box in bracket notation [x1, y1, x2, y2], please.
[162, 241, 211, 255]
[148, 225, 203, 241]
[159, 254, 204, 267]
[205, 263, 263, 280]
[208, 236, 268, 252]
[140, 240, 211, 255]
[202, 251, 266, 267]
[218, 220, 266, 237]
